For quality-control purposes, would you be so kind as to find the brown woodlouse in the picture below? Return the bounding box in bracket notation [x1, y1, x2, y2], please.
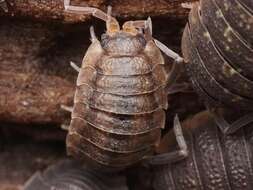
[182, 0, 253, 134]
[62, 0, 188, 169]
[23, 159, 128, 190]
[153, 111, 253, 190]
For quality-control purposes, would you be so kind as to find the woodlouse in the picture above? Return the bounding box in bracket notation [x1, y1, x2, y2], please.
[23, 159, 128, 190]
[153, 111, 253, 190]
[182, 0, 253, 134]
[62, 0, 188, 169]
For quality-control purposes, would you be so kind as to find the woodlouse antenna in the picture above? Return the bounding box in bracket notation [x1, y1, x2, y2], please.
[64, 0, 119, 34]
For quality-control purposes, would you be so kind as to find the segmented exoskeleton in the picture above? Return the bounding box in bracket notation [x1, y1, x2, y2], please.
[23, 159, 128, 190]
[182, 0, 253, 134]
[62, 0, 188, 169]
[153, 111, 253, 190]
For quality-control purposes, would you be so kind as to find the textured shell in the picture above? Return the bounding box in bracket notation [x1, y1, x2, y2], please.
[66, 32, 169, 168]
[153, 111, 253, 190]
[182, 0, 253, 111]
[23, 159, 128, 190]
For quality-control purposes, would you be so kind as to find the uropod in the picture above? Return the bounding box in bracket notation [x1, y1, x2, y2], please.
[62, 0, 188, 169]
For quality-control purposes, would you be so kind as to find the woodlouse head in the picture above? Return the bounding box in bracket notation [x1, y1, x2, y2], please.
[101, 32, 147, 55]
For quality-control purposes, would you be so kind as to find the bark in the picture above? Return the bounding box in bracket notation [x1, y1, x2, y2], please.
[0, 0, 195, 23]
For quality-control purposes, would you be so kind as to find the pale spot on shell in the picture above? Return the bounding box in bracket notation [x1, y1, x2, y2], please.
[216, 10, 223, 18]
[203, 31, 211, 40]
[224, 27, 232, 38]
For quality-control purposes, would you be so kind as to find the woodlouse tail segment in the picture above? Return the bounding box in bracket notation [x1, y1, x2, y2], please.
[64, 0, 119, 35]
[209, 107, 253, 135]
[144, 115, 188, 165]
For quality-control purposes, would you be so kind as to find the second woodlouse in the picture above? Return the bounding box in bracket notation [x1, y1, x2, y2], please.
[153, 111, 253, 190]
[62, 0, 188, 169]
[23, 159, 128, 190]
[182, 0, 253, 134]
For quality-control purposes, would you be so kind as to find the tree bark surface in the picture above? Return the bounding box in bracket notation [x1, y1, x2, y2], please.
[0, 0, 195, 23]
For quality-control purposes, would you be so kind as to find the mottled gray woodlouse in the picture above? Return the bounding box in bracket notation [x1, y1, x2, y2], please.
[182, 0, 253, 134]
[62, 0, 188, 169]
[153, 111, 253, 190]
[23, 159, 128, 190]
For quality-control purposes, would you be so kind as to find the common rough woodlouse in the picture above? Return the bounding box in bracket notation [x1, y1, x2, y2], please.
[23, 159, 128, 190]
[153, 110, 253, 190]
[62, 0, 189, 169]
[182, 0, 253, 134]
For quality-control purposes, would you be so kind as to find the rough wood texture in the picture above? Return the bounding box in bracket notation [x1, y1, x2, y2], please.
[0, 0, 195, 23]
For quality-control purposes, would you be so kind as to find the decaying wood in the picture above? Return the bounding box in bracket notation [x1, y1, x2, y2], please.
[0, 0, 196, 23]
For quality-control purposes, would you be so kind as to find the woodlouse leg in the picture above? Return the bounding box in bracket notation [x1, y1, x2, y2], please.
[61, 105, 73, 113]
[181, 2, 194, 9]
[64, 0, 119, 33]
[61, 124, 69, 131]
[145, 115, 188, 165]
[210, 108, 253, 135]
[89, 26, 97, 42]
[70, 61, 80, 72]
[154, 39, 191, 94]
[154, 39, 184, 64]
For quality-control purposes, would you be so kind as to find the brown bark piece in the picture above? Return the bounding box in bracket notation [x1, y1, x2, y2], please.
[0, 0, 196, 23]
